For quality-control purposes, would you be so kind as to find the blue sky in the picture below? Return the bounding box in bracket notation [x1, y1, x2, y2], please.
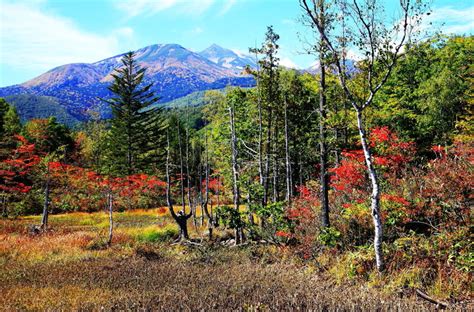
[1, 0, 473, 87]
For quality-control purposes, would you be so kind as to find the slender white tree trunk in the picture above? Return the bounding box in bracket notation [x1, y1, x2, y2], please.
[284, 99, 292, 202]
[41, 165, 50, 230]
[229, 105, 241, 245]
[107, 191, 113, 247]
[356, 110, 384, 271]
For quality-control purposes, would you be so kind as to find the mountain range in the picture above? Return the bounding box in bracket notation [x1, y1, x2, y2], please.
[0, 43, 258, 125]
[1, 43, 342, 126]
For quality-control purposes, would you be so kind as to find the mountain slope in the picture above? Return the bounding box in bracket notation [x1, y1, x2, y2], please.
[199, 44, 256, 73]
[0, 43, 255, 123]
[4, 94, 80, 126]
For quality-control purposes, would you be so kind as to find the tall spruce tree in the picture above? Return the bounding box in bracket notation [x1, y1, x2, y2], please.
[103, 51, 164, 175]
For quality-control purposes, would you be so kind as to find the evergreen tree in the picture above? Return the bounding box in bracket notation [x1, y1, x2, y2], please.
[103, 51, 165, 175]
[3, 104, 21, 137]
[0, 99, 22, 160]
[0, 98, 9, 137]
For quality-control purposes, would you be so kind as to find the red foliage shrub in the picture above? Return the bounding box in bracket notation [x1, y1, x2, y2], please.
[0, 135, 40, 195]
[405, 142, 473, 229]
[285, 184, 318, 258]
[48, 163, 167, 212]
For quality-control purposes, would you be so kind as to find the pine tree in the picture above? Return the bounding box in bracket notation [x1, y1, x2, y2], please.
[103, 51, 165, 175]
[3, 104, 21, 137]
[0, 100, 22, 160]
[0, 98, 9, 137]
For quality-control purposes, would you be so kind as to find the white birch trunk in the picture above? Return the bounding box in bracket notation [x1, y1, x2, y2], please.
[356, 110, 384, 271]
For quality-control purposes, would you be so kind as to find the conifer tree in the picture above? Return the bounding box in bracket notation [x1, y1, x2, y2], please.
[0, 99, 21, 160]
[3, 104, 21, 137]
[103, 51, 164, 175]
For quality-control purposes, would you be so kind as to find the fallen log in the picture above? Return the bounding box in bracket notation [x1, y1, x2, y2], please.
[416, 289, 448, 309]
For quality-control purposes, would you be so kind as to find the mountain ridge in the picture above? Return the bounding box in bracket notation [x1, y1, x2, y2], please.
[0, 43, 331, 126]
[0, 43, 257, 123]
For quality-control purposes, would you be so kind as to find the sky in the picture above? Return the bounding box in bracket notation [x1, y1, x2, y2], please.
[0, 0, 473, 87]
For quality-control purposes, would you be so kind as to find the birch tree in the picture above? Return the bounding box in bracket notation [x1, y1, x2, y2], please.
[300, 0, 428, 271]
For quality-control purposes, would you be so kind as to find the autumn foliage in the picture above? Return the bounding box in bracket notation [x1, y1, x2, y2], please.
[48, 163, 167, 212]
[0, 135, 40, 196]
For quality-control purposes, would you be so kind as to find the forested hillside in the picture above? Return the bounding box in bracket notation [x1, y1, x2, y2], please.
[0, 0, 472, 310]
[0, 44, 256, 124]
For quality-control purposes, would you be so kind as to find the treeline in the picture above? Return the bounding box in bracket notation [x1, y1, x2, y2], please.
[0, 0, 472, 290]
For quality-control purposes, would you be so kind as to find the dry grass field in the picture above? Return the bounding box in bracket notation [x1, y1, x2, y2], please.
[0, 210, 471, 311]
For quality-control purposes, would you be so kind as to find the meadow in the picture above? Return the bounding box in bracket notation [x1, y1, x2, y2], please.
[1, 209, 471, 311]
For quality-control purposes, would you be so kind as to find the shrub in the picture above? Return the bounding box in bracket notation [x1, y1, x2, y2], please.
[135, 225, 178, 243]
[318, 227, 341, 248]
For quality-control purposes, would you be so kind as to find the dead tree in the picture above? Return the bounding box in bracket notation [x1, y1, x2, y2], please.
[177, 120, 186, 214]
[185, 125, 197, 228]
[107, 190, 113, 247]
[229, 105, 243, 244]
[166, 131, 192, 241]
[284, 97, 293, 202]
[40, 163, 50, 230]
[272, 126, 279, 202]
[300, 0, 428, 271]
[248, 46, 265, 195]
[201, 131, 217, 240]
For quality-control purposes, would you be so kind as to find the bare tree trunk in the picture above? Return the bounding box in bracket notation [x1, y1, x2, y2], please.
[356, 109, 383, 271]
[166, 131, 191, 241]
[272, 126, 279, 203]
[229, 105, 241, 245]
[107, 191, 113, 247]
[263, 106, 272, 207]
[246, 188, 255, 239]
[203, 132, 213, 238]
[334, 128, 340, 166]
[1, 194, 7, 218]
[199, 145, 205, 228]
[284, 98, 292, 202]
[201, 131, 214, 240]
[185, 126, 197, 228]
[298, 159, 303, 187]
[255, 51, 264, 193]
[177, 121, 186, 213]
[315, 1, 330, 229]
[200, 166, 205, 227]
[41, 165, 50, 230]
[216, 175, 220, 209]
[208, 198, 213, 241]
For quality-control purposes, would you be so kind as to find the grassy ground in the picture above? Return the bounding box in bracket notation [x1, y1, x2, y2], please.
[0, 210, 471, 311]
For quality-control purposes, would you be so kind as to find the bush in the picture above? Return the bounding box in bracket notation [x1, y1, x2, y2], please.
[135, 225, 178, 243]
[215, 205, 245, 229]
[318, 227, 341, 248]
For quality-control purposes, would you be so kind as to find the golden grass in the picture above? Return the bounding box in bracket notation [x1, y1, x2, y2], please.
[0, 210, 472, 311]
[3, 285, 115, 311]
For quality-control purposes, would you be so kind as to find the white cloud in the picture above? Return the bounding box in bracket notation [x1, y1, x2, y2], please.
[114, 0, 236, 17]
[426, 6, 474, 35]
[0, 1, 131, 73]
